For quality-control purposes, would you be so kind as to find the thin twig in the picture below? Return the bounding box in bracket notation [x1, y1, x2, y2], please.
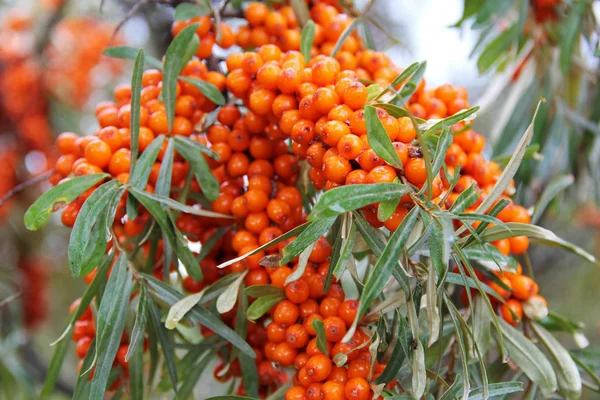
[0, 291, 22, 308]
[0, 170, 53, 208]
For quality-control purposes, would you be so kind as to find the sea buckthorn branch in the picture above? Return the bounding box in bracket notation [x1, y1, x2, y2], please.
[19, 1, 600, 399]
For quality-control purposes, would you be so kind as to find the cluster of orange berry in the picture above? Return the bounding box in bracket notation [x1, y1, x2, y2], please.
[171, 15, 236, 59]
[45, 1, 549, 398]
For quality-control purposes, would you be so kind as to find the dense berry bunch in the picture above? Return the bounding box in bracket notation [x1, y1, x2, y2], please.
[41, 1, 555, 398]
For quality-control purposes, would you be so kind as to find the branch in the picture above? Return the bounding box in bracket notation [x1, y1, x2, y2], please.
[0, 170, 53, 208]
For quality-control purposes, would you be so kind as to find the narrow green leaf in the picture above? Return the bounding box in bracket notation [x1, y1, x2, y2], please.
[300, 20, 315, 62]
[472, 294, 492, 359]
[173, 2, 210, 20]
[407, 296, 426, 398]
[247, 293, 285, 321]
[400, 61, 427, 102]
[326, 219, 356, 291]
[128, 334, 144, 400]
[90, 254, 134, 400]
[233, 287, 259, 398]
[290, 0, 309, 26]
[174, 138, 220, 201]
[129, 135, 165, 190]
[163, 23, 200, 132]
[173, 135, 220, 160]
[68, 180, 118, 277]
[146, 294, 179, 394]
[280, 217, 335, 265]
[445, 296, 471, 399]
[531, 174, 574, 224]
[126, 283, 149, 362]
[102, 46, 162, 69]
[365, 105, 403, 168]
[469, 382, 523, 399]
[129, 187, 231, 219]
[71, 337, 96, 398]
[217, 223, 309, 270]
[448, 183, 479, 213]
[477, 24, 518, 73]
[422, 106, 480, 137]
[177, 352, 210, 398]
[374, 61, 420, 102]
[372, 103, 425, 122]
[430, 128, 453, 178]
[155, 139, 175, 198]
[24, 174, 107, 230]
[330, 17, 360, 57]
[498, 319, 558, 397]
[40, 324, 73, 398]
[216, 271, 247, 314]
[312, 319, 329, 356]
[532, 323, 582, 399]
[143, 274, 256, 358]
[559, 0, 585, 73]
[471, 222, 598, 265]
[471, 101, 542, 220]
[165, 290, 205, 330]
[445, 272, 505, 302]
[375, 312, 411, 384]
[358, 207, 418, 318]
[129, 49, 145, 178]
[309, 183, 409, 221]
[179, 76, 226, 106]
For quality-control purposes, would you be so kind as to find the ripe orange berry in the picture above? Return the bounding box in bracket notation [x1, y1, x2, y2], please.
[323, 316, 347, 342]
[305, 354, 332, 382]
[286, 386, 307, 400]
[285, 279, 310, 304]
[323, 155, 351, 184]
[500, 298, 523, 326]
[319, 297, 340, 318]
[344, 377, 371, 400]
[84, 140, 112, 169]
[347, 360, 370, 379]
[338, 299, 358, 326]
[510, 275, 538, 301]
[286, 324, 309, 348]
[274, 342, 297, 367]
[273, 300, 300, 327]
[404, 158, 427, 186]
[322, 381, 345, 400]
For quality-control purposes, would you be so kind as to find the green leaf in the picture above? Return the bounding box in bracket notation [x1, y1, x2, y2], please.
[244, 285, 284, 298]
[460, 243, 517, 271]
[326, 218, 356, 291]
[560, 0, 585, 73]
[130, 135, 165, 190]
[217, 222, 310, 270]
[531, 174, 574, 224]
[102, 46, 162, 69]
[372, 103, 425, 123]
[90, 254, 134, 400]
[177, 352, 210, 398]
[430, 128, 453, 179]
[532, 323, 582, 399]
[24, 174, 107, 230]
[128, 332, 144, 400]
[400, 61, 427, 103]
[448, 183, 479, 213]
[353, 211, 410, 294]
[40, 325, 73, 398]
[374, 61, 420, 102]
[312, 319, 329, 356]
[247, 293, 285, 321]
[68, 180, 118, 277]
[147, 293, 179, 394]
[472, 294, 492, 359]
[163, 23, 200, 132]
[174, 137, 220, 201]
[365, 105, 403, 168]
[129, 48, 145, 178]
[71, 337, 96, 398]
[407, 296, 426, 398]
[358, 207, 418, 318]
[173, 135, 220, 160]
[445, 273, 505, 302]
[300, 20, 315, 62]
[216, 271, 247, 314]
[129, 187, 231, 219]
[308, 183, 409, 221]
[290, 0, 309, 26]
[498, 319, 558, 397]
[79, 206, 111, 278]
[445, 297, 475, 399]
[280, 218, 335, 265]
[470, 101, 542, 223]
[165, 290, 206, 330]
[422, 106, 480, 137]
[284, 242, 315, 285]
[173, 2, 210, 20]
[129, 188, 203, 280]
[477, 24, 518, 73]
[471, 222, 598, 265]
[330, 17, 360, 57]
[179, 76, 226, 106]
[125, 283, 149, 362]
[469, 382, 523, 399]
[429, 215, 452, 278]
[375, 311, 411, 384]
[155, 139, 175, 198]
[143, 274, 256, 358]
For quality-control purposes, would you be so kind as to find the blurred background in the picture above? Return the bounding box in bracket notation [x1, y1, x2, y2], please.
[0, 0, 598, 397]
